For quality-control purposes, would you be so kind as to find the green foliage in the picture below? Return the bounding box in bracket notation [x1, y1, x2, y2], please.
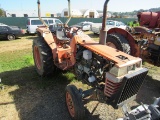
[0, 8, 5, 17]
[110, 7, 160, 18]
[127, 21, 139, 27]
[64, 72, 76, 82]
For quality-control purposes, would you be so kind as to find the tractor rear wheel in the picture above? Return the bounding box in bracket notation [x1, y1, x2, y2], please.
[106, 33, 131, 54]
[33, 36, 55, 76]
[65, 85, 85, 120]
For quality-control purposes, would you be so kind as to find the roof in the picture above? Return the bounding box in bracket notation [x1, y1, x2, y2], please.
[80, 9, 88, 14]
[27, 18, 59, 20]
[0, 23, 7, 26]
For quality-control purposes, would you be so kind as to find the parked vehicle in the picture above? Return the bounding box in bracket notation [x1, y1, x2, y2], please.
[33, 0, 148, 120]
[91, 20, 129, 34]
[26, 18, 63, 34]
[71, 21, 93, 31]
[0, 23, 24, 40]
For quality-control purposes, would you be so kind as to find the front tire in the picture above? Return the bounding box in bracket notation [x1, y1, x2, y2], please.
[65, 85, 85, 120]
[33, 36, 55, 76]
[106, 33, 131, 54]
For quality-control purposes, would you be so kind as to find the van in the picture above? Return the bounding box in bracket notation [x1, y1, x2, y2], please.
[26, 18, 63, 34]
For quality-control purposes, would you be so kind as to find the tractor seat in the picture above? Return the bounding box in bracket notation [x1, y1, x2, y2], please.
[56, 28, 70, 41]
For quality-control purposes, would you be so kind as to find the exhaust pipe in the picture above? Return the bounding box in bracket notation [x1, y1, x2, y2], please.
[99, 0, 110, 45]
[65, 0, 71, 26]
[37, 0, 49, 27]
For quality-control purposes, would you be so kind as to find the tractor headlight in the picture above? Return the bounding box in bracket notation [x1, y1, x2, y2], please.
[109, 66, 127, 77]
[118, 66, 128, 77]
[128, 64, 135, 71]
[135, 61, 142, 68]
[109, 61, 142, 77]
[109, 66, 118, 77]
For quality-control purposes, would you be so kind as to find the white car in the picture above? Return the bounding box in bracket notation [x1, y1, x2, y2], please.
[72, 21, 93, 31]
[91, 20, 128, 34]
[105, 20, 127, 30]
[26, 18, 63, 34]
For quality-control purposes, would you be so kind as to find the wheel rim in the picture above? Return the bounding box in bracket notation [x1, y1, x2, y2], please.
[106, 42, 117, 49]
[66, 92, 75, 117]
[34, 46, 41, 70]
[8, 35, 14, 40]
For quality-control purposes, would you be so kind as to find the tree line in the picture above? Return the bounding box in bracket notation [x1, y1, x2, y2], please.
[110, 7, 160, 18]
[0, 8, 5, 17]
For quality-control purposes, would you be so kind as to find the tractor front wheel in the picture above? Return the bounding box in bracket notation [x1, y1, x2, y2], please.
[65, 85, 85, 120]
[33, 36, 55, 76]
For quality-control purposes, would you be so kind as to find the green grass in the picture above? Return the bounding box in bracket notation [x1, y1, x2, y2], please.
[0, 49, 33, 87]
[64, 72, 76, 82]
[0, 47, 77, 89]
[144, 62, 160, 76]
[0, 49, 33, 73]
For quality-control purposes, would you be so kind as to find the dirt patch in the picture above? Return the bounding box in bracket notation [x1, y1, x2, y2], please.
[0, 36, 35, 53]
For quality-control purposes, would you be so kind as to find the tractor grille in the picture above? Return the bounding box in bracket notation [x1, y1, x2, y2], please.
[118, 68, 148, 104]
[107, 68, 148, 109]
[104, 79, 122, 97]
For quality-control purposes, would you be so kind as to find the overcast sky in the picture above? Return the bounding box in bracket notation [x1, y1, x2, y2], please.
[0, 0, 159, 13]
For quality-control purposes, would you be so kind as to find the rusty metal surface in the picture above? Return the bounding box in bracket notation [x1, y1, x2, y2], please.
[99, 0, 109, 45]
[138, 12, 160, 28]
[133, 26, 150, 33]
[73, 34, 141, 68]
[37, 27, 57, 59]
[132, 26, 155, 42]
[37, 0, 49, 27]
[101, 0, 109, 31]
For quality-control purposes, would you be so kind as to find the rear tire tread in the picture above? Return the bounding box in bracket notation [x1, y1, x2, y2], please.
[107, 33, 131, 54]
[33, 36, 55, 76]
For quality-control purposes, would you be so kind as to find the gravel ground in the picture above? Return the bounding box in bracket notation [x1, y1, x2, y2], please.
[0, 67, 159, 120]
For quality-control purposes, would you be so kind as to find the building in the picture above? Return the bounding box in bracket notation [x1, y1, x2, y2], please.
[61, 8, 83, 17]
[61, 8, 100, 18]
[83, 9, 99, 18]
[5, 9, 112, 18]
[5, 10, 57, 17]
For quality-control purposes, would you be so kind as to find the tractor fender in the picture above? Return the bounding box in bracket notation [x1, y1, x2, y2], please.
[36, 27, 57, 59]
[132, 26, 149, 33]
[107, 28, 137, 56]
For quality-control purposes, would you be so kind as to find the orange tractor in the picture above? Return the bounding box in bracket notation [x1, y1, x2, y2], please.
[33, 0, 148, 119]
